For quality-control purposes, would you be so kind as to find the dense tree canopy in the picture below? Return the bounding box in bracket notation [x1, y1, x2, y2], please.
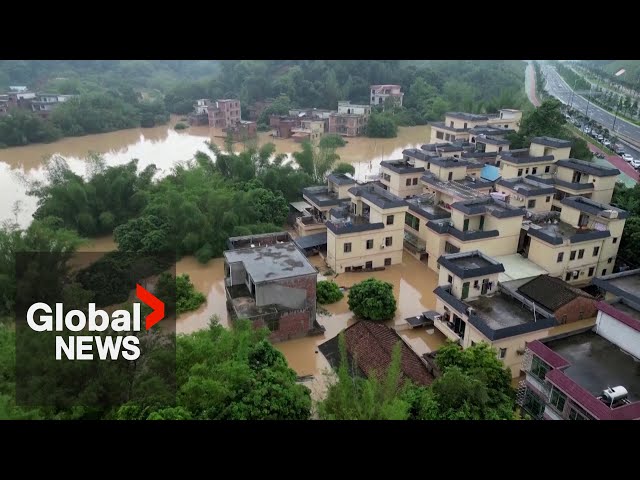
[347, 278, 397, 321]
[316, 280, 344, 304]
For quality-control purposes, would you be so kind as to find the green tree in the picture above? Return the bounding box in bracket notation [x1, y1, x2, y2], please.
[316, 280, 344, 304]
[331, 162, 355, 176]
[318, 334, 411, 420]
[347, 278, 397, 321]
[366, 112, 398, 138]
[155, 273, 206, 315]
[319, 134, 347, 149]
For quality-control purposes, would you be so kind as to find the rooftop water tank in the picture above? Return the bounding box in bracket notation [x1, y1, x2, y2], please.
[602, 386, 628, 404]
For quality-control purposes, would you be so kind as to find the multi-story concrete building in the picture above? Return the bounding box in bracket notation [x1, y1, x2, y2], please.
[497, 137, 572, 179]
[431, 251, 559, 377]
[379, 159, 425, 198]
[328, 101, 371, 137]
[370, 84, 404, 108]
[291, 119, 326, 143]
[325, 184, 408, 273]
[521, 196, 628, 285]
[298, 173, 356, 237]
[30, 93, 74, 118]
[270, 115, 300, 139]
[495, 177, 557, 213]
[223, 232, 318, 342]
[430, 109, 522, 143]
[208, 99, 241, 129]
[223, 120, 257, 141]
[189, 99, 212, 125]
[520, 271, 640, 420]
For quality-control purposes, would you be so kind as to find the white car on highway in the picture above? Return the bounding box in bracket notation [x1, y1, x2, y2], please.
[631, 159, 640, 169]
[603, 139, 611, 147]
[622, 154, 634, 162]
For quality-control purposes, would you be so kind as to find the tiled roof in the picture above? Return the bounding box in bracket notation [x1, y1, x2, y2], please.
[556, 159, 620, 177]
[517, 275, 593, 312]
[318, 321, 434, 386]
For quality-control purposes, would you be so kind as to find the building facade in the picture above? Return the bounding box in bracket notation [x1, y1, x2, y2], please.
[370, 84, 404, 108]
[208, 99, 241, 129]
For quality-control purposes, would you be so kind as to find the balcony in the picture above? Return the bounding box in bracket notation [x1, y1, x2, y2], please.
[302, 186, 341, 208]
[404, 231, 426, 253]
[433, 317, 463, 343]
[225, 283, 279, 323]
[296, 215, 327, 236]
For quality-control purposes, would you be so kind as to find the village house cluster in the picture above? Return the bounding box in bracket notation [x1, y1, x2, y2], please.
[0, 85, 75, 118]
[220, 104, 639, 420]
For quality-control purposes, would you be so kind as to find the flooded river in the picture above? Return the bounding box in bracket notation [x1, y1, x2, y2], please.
[6, 119, 434, 400]
[0, 116, 429, 227]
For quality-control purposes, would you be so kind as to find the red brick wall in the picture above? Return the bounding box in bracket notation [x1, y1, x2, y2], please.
[255, 274, 317, 342]
[555, 296, 598, 324]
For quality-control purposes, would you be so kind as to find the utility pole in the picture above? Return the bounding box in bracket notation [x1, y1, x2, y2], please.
[611, 69, 626, 132]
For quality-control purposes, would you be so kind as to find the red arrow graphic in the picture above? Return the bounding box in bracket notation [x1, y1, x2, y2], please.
[136, 283, 165, 330]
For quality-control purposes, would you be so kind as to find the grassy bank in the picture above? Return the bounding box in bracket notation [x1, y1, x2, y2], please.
[565, 124, 616, 156]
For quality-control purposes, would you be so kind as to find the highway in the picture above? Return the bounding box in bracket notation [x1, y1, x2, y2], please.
[540, 64, 640, 160]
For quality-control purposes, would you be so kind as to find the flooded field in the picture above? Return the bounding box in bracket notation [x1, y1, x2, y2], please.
[0, 117, 429, 227]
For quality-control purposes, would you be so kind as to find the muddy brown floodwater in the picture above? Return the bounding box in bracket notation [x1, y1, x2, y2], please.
[0, 116, 429, 227]
[72, 235, 445, 401]
[5, 119, 434, 400]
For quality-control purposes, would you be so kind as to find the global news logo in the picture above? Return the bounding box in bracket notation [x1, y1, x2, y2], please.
[25, 284, 164, 361]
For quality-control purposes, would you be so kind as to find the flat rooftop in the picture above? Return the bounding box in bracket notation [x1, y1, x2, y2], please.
[530, 136, 572, 148]
[380, 159, 425, 174]
[303, 186, 340, 206]
[421, 173, 485, 201]
[438, 250, 505, 279]
[495, 254, 549, 282]
[560, 196, 629, 219]
[527, 220, 610, 245]
[224, 242, 317, 283]
[406, 194, 451, 220]
[556, 158, 620, 177]
[467, 292, 536, 330]
[348, 184, 407, 210]
[451, 197, 526, 218]
[327, 172, 356, 185]
[446, 112, 488, 121]
[544, 330, 640, 402]
[593, 269, 640, 304]
[497, 177, 556, 197]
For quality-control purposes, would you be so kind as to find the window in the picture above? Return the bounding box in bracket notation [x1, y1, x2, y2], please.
[578, 249, 584, 259]
[266, 317, 280, 332]
[523, 389, 545, 420]
[588, 266, 595, 276]
[528, 199, 536, 208]
[517, 169, 523, 177]
[387, 215, 394, 225]
[499, 348, 507, 359]
[608, 257, 613, 264]
[498, 146, 503, 152]
[549, 387, 567, 413]
[463, 218, 470, 232]
[406, 178, 411, 186]
[385, 236, 393, 247]
[545, 165, 551, 173]
[427, 162, 431, 170]
[496, 160, 501, 167]
[384, 258, 391, 266]
[570, 250, 576, 261]
[448, 172, 453, 181]
[530, 356, 550, 381]
[532, 167, 538, 174]
[366, 239, 374, 249]
[344, 243, 352, 253]
[412, 177, 418, 185]
[565, 272, 572, 281]
[546, 196, 551, 203]
[405, 213, 420, 231]
[447, 275, 453, 284]
[463, 122, 467, 129]
[365, 261, 373, 269]
[602, 269, 607, 276]
[436, 131, 444, 140]
[450, 121, 454, 128]
[568, 406, 590, 420]
[561, 314, 567, 324]
[613, 237, 618, 244]
[593, 246, 600, 256]
[474, 280, 479, 288]
[525, 168, 529, 174]
[557, 252, 564, 263]
[445, 133, 450, 141]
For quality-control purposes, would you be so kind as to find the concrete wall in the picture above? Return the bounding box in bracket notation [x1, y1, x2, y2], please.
[528, 143, 571, 160]
[497, 188, 552, 212]
[592, 176, 617, 204]
[227, 261, 246, 286]
[527, 236, 606, 284]
[438, 266, 500, 301]
[595, 310, 640, 359]
[379, 168, 422, 198]
[500, 161, 553, 180]
[444, 115, 485, 130]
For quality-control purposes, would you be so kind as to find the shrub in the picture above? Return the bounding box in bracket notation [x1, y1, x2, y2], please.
[316, 280, 343, 304]
[347, 277, 397, 321]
